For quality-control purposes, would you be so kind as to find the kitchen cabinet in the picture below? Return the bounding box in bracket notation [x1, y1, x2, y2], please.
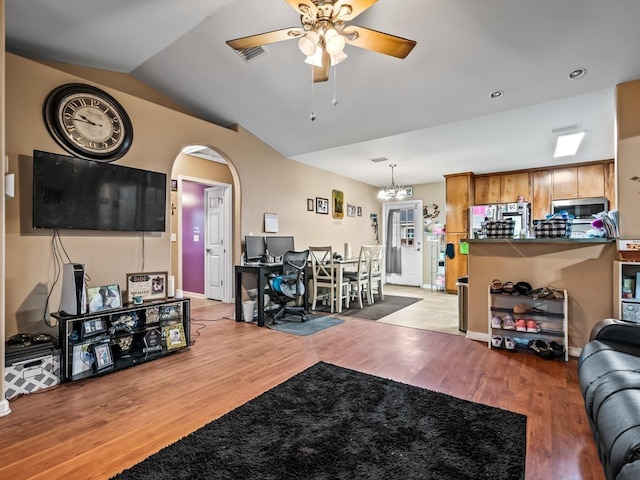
[532, 170, 552, 220]
[445, 172, 473, 233]
[445, 233, 468, 293]
[553, 164, 605, 199]
[445, 172, 473, 294]
[474, 172, 530, 205]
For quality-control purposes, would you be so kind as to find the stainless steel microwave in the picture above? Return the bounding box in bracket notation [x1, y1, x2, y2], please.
[551, 197, 609, 221]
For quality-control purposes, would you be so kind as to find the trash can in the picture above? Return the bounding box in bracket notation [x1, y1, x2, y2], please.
[456, 276, 469, 332]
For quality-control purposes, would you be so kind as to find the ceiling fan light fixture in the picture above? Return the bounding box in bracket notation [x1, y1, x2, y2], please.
[324, 28, 345, 55]
[330, 50, 347, 66]
[305, 49, 324, 67]
[298, 31, 319, 56]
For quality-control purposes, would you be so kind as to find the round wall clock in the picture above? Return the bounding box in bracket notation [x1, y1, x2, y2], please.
[43, 83, 133, 162]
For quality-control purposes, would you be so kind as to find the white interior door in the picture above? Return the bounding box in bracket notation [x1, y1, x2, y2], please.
[383, 201, 423, 286]
[205, 187, 225, 300]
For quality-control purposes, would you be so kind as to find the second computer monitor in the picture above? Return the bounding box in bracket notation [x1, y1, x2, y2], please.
[266, 236, 294, 258]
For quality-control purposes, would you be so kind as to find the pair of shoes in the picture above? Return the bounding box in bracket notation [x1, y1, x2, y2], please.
[504, 337, 516, 350]
[526, 320, 540, 333]
[492, 335, 503, 347]
[549, 341, 565, 359]
[502, 281, 515, 295]
[490, 279, 504, 294]
[491, 315, 502, 328]
[531, 286, 564, 300]
[513, 303, 545, 314]
[528, 339, 555, 359]
[502, 314, 516, 330]
[515, 319, 528, 332]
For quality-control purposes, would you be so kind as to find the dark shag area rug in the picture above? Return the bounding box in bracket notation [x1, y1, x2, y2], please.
[111, 362, 526, 480]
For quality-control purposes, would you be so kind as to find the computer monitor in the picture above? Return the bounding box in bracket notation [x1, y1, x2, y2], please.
[266, 236, 295, 258]
[244, 236, 266, 261]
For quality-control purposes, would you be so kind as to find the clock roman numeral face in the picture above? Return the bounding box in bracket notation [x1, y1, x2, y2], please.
[43, 83, 133, 162]
[58, 93, 124, 154]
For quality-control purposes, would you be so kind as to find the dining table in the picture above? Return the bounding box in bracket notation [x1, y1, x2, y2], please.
[330, 257, 360, 313]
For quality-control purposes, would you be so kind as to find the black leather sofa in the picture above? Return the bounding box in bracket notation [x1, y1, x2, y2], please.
[578, 318, 640, 480]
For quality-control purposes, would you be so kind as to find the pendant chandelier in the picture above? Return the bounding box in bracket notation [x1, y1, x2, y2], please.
[378, 164, 407, 200]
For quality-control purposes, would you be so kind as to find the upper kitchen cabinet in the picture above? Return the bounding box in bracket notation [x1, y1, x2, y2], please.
[552, 163, 606, 199]
[445, 172, 474, 233]
[532, 170, 553, 220]
[474, 172, 530, 204]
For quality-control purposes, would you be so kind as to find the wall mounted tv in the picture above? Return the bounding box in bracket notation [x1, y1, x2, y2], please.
[32, 150, 167, 232]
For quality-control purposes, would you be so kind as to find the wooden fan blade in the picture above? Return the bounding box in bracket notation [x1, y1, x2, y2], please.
[283, 0, 318, 16]
[313, 50, 331, 82]
[226, 27, 304, 50]
[333, 0, 378, 21]
[344, 25, 416, 58]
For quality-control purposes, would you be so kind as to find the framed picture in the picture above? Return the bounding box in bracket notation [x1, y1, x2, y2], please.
[82, 318, 107, 337]
[264, 213, 279, 233]
[170, 179, 178, 191]
[163, 324, 187, 350]
[87, 284, 122, 313]
[72, 344, 94, 376]
[332, 190, 344, 219]
[94, 343, 114, 370]
[357, 206, 362, 217]
[307, 198, 314, 211]
[126, 272, 168, 303]
[347, 204, 356, 217]
[316, 197, 329, 214]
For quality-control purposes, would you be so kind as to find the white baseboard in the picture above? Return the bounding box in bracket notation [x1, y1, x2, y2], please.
[0, 399, 11, 417]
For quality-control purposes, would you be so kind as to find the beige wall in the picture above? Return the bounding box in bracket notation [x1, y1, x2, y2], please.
[3, 53, 381, 337]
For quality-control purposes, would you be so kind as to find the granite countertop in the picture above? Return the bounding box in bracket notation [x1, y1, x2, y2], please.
[464, 237, 615, 243]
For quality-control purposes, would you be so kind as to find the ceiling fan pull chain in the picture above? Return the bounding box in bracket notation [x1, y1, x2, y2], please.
[332, 65, 338, 107]
[310, 65, 317, 121]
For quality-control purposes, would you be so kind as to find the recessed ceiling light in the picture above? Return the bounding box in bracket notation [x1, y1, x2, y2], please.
[490, 90, 504, 99]
[568, 68, 587, 80]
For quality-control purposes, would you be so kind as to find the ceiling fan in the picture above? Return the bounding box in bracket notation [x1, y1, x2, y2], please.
[226, 0, 417, 82]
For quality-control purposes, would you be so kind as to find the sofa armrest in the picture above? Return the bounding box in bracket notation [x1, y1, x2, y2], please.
[590, 318, 640, 343]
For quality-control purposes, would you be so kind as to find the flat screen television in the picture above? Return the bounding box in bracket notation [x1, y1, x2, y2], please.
[32, 150, 167, 232]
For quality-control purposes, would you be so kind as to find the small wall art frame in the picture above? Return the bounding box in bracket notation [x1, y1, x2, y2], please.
[332, 190, 344, 219]
[347, 204, 356, 217]
[316, 197, 329, 214]
[307, 198, 314, 211]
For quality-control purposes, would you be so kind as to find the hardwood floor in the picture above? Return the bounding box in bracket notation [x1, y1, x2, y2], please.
[0, 301, 604, 480]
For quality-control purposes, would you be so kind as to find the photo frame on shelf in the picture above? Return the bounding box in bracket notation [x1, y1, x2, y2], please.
[163, 323, 187, 350]
[347, 204, 356, 217]
[316, 197, 329, 214]
[82, 318, 107, 337]
[125, 272, 168, 303]
[332, 190, 344, 219]
[94, 343, 114, 370]
[72, 344, 93, 376]
[87, 284, 122, 313]
[307, 198, 314, 211]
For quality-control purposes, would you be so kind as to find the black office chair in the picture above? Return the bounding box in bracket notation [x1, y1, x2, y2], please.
[268, 250, 309, 324]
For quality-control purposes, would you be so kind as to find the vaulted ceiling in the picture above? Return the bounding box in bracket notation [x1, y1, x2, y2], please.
[6, 1, 640, 186]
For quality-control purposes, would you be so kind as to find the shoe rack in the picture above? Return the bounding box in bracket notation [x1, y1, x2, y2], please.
[488, 287, 569, 361]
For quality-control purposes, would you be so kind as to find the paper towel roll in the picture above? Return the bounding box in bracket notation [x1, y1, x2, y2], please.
[168, 275, 175, 297]
[344, 242, 351, 259]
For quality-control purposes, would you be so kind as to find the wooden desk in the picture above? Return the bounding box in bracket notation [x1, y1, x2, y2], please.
[234, 263, 310, 327]
[234, 264, 282, 327]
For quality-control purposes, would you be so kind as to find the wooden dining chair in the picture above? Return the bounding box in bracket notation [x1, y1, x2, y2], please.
[368, 245, 385, 303]
[345, 246, 374, 309]
[309, 246, 349, 313]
